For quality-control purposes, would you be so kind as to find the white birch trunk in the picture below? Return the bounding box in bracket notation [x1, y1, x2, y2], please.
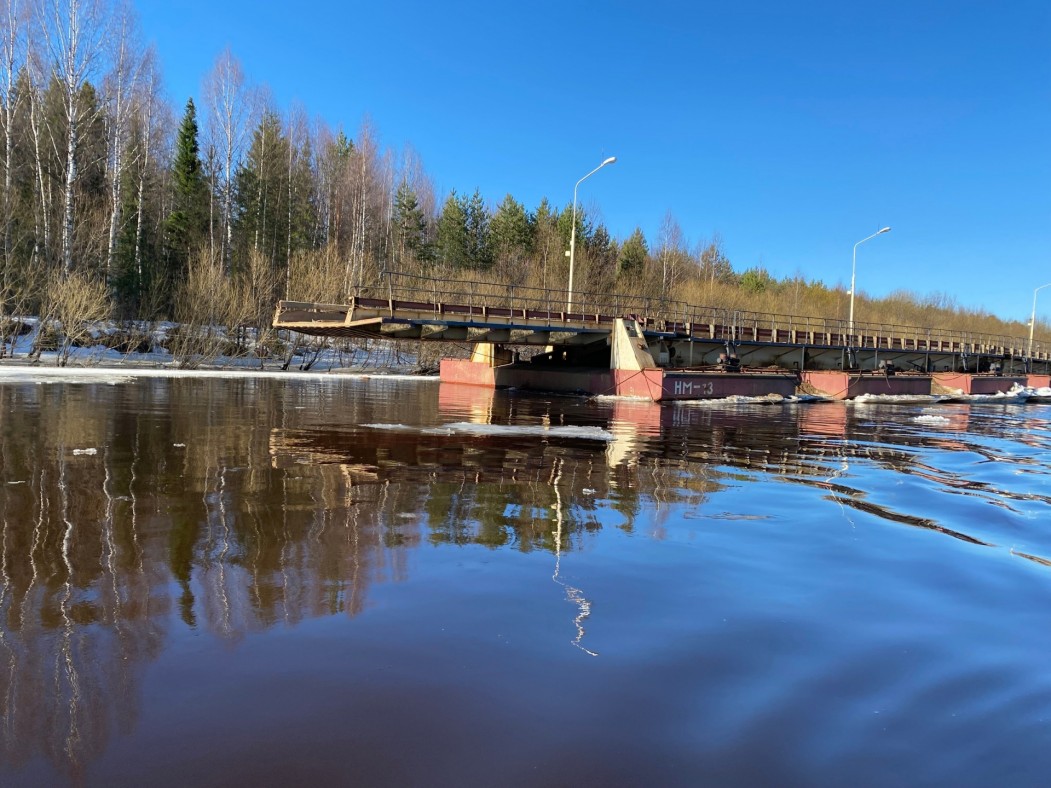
[60, 10, 78, 274]
[132, 61, 155, 291]
[105, 8, 132, 278]
[1, 0, 18, 268]
[37, 0, 110, 275]
[26, 68, 49, 263]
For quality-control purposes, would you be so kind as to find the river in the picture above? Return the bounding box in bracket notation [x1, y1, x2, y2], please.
[1, 373, 1050, 785]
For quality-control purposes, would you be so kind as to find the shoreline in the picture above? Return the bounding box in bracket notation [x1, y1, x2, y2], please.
[0, 357, 439, 382]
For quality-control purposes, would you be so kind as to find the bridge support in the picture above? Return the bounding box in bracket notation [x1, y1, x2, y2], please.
[611, 318, 657, 372]
[439, 318, 797, 401]
[470, 343, 514, 367]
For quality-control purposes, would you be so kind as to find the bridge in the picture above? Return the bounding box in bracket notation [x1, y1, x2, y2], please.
[273, 271, 1051, 400]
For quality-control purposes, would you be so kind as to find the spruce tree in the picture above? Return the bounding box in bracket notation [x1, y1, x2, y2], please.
[233, 110, 289, 270]
[164, 99, 208, 300]
[393, 181, 429, 266]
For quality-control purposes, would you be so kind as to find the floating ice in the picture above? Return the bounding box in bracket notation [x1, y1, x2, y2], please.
[72, 448, 97, 456]
[446, 422, 612, 441]
[430, 422, 614, 441]
[364, 421, 615, 441]
[912, 415, 951, 425]
[853, 393, 949, 405]
[956, 384, 1031, 403]
[680, 393, 836, 407]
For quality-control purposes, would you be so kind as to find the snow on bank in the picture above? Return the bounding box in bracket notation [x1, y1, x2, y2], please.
[3, 316, 429, 375]
[0, 364, 438, 385]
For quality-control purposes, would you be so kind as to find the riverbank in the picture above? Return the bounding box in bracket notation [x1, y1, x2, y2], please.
[0, 360, 438, 383]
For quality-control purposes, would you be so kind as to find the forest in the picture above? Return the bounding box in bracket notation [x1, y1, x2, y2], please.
[0, 0, 1043, 362]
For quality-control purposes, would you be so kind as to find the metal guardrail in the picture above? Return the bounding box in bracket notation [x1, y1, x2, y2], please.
[277, 269, 1049, 361]
[348, 270, 1047, 361]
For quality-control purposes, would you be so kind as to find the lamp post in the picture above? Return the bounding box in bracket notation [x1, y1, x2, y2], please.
[848, 226, 891, 336]
[1029, 282, 1051, 362]
[567, 156, 616, 311]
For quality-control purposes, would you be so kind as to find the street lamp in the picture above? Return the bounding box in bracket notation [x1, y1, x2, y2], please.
[848, 226, 891, 336]
[1029, 281, 1051, 360]
[567, 156, 616, 311]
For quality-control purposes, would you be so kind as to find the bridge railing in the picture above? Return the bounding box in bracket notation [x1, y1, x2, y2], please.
[369, 270, 1048, 360]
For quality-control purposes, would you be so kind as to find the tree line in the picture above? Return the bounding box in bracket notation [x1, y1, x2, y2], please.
[0, 0, 1040, 359]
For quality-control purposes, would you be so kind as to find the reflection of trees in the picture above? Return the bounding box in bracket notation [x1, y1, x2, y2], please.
[0, 385, 167, 782]
[2, 378, 1045, 778]
[0, 379, 426, 778]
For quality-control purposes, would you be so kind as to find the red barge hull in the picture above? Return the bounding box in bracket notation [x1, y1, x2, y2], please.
[801, 371, 932, 400]
[439, 359, 797, 401]
[932, 373, 1027, 395]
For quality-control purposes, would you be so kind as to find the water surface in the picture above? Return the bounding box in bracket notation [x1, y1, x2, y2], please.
[2, 376, 1050, 785]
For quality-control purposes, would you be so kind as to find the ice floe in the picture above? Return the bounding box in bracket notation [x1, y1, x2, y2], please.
[365, 422, 615, 441]
[912, 415, 952, 425]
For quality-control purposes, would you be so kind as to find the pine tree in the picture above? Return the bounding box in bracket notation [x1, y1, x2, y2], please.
[556, 203, 591, 251]
[618, 227, 648, 277]
[490, 195, 532, 261]
[463, 188, 492, 270]
[490, 194, 531, 283]
[436, 190, 468, 269]
[530, 197, 561, 290]
[584, 223, 619, 292]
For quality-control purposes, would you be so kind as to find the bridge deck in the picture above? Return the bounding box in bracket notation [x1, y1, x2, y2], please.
[272, 272, 1051, 366]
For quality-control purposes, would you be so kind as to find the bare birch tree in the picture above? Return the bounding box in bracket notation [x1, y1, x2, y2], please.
[130, 45, 159, 298]
[0, 0, 25, 270]
[284, 101, 308, 290]
[347, 118, 382, 292]
[203, 47, 253, 274]
[103, 0, 142, 278]
[23, 26, 50, 265]
[399, 143, 437, 223]
[656, 211, 689, 302]
[35, 0, 112, 274]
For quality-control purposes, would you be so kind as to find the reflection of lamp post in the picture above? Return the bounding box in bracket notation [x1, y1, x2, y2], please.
[1029, 282, 1051, 362]
[550, 458, 597, 657]
[848, 226, 891, 336]
[567, 156, 616, 311]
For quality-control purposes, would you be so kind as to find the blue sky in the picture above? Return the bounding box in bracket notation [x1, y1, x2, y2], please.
[137, 0, 1051, 323]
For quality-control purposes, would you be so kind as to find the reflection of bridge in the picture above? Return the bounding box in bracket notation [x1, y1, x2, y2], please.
[274, 271, 1051, 400]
